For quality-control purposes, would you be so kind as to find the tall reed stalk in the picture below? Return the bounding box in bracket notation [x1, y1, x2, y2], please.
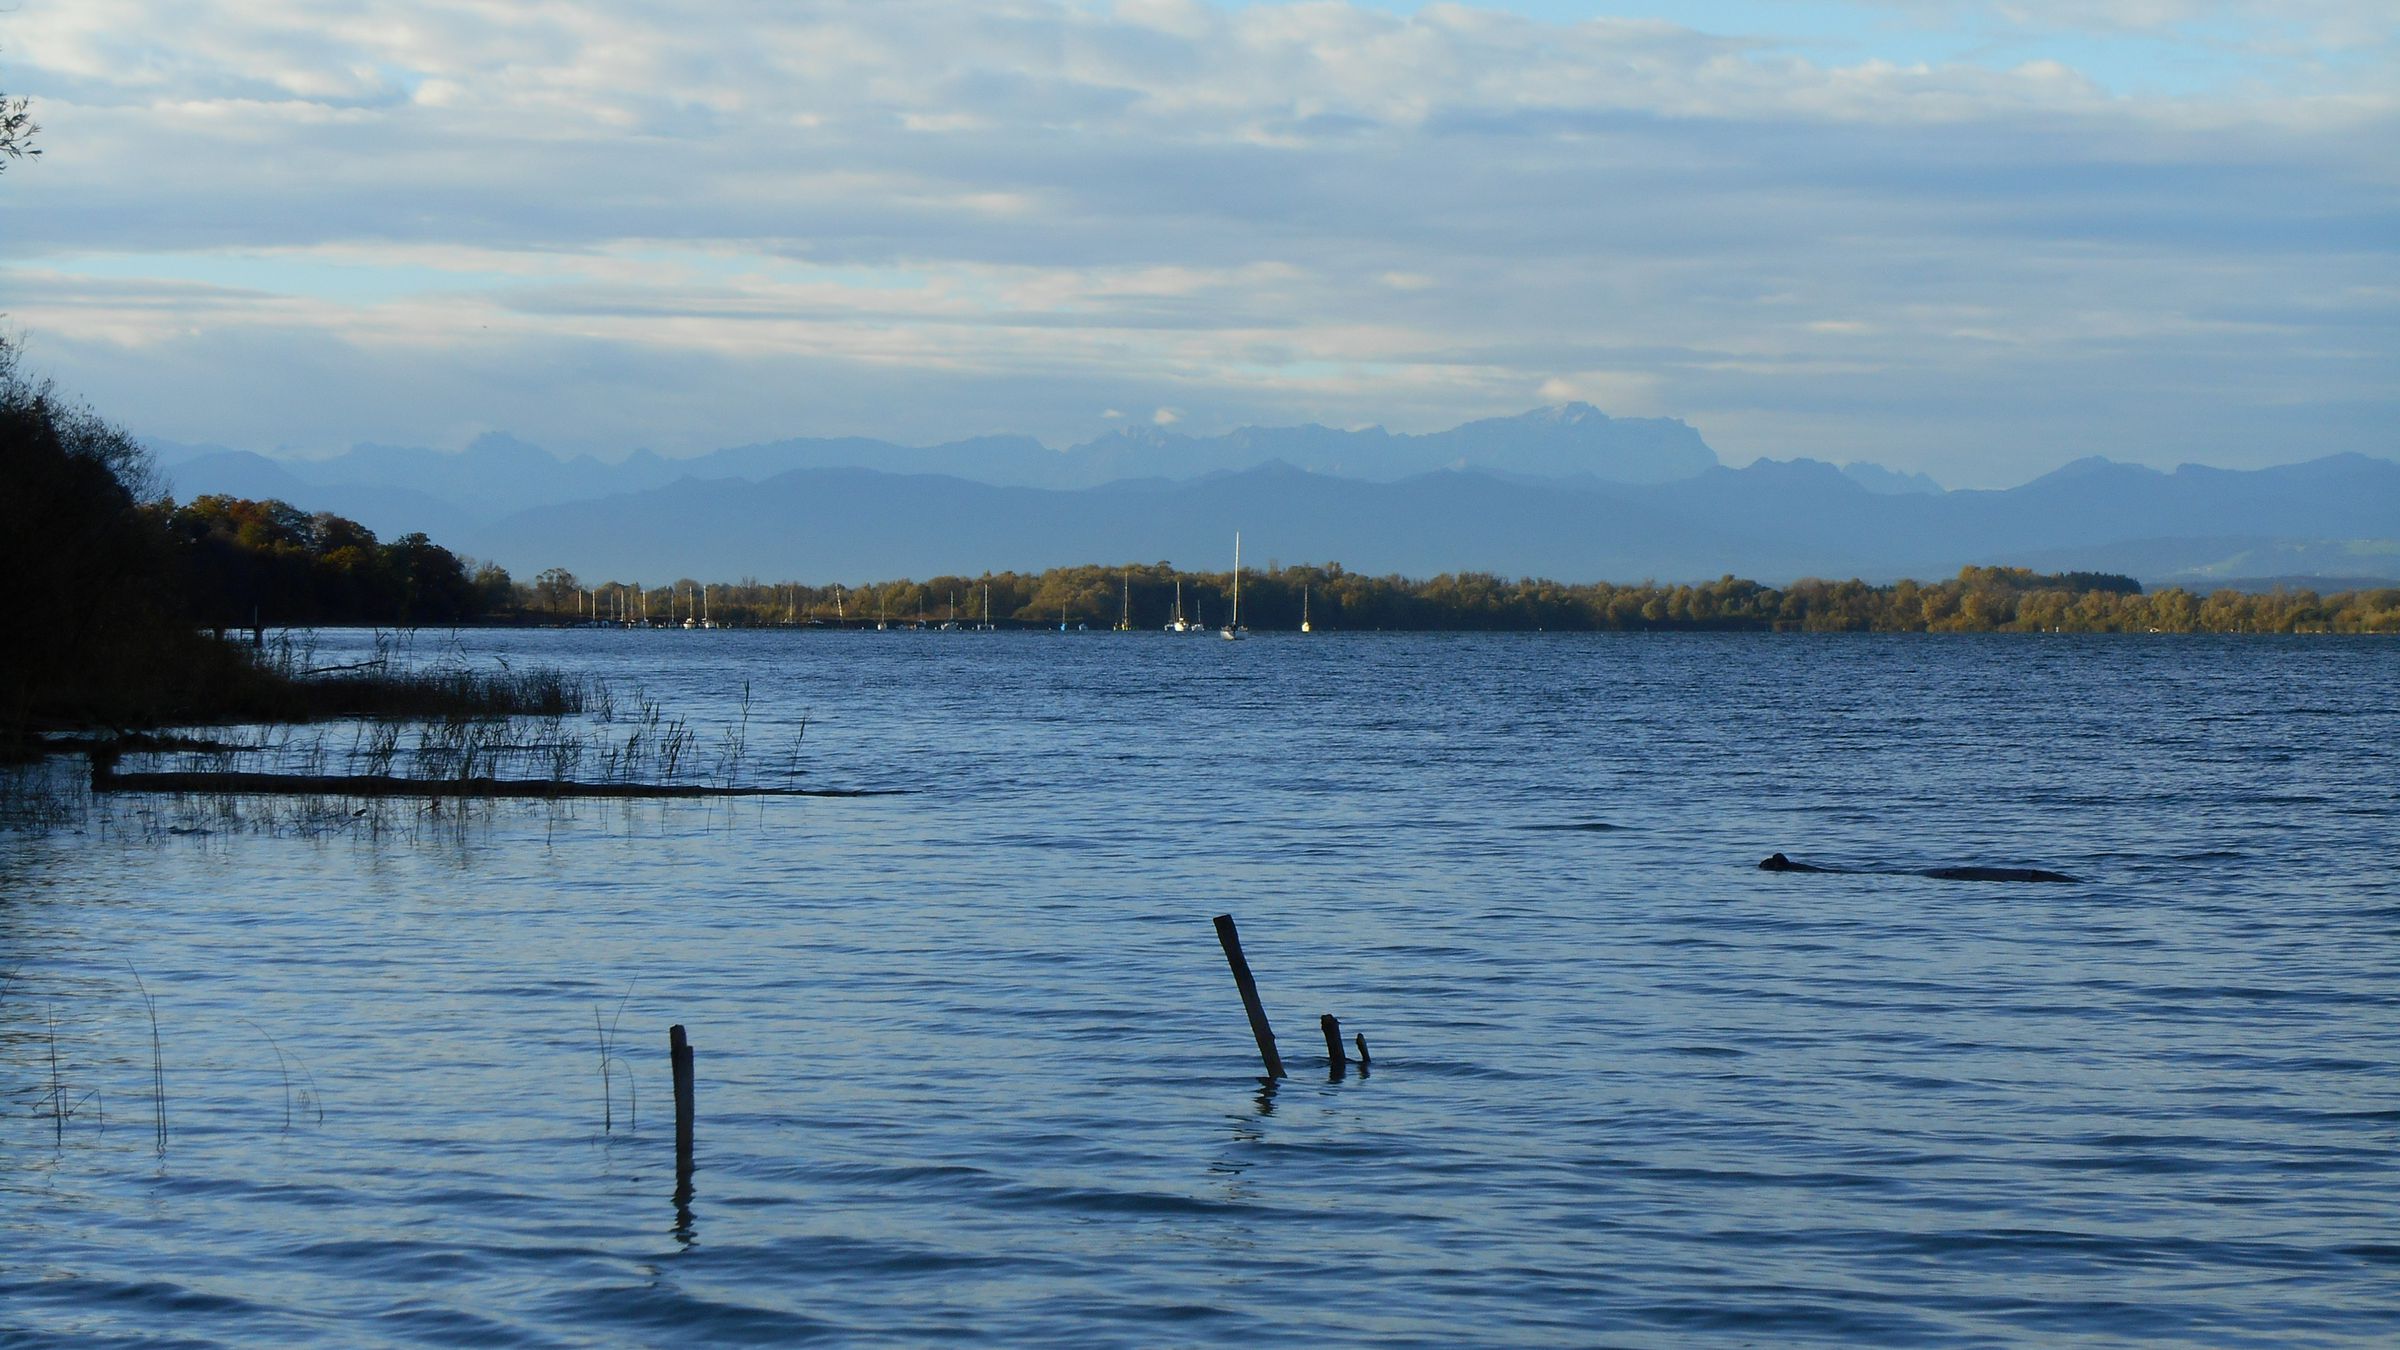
[128, 964, 166, 1155]
[593, 985, 637, 1132]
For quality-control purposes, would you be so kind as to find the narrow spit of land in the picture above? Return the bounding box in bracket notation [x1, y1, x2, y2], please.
[87, 766, 901, 799]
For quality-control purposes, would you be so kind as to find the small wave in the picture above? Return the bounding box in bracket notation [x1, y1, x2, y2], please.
[20, 1275, 257, 1317]
[989, 1180, 1276, 1218]
[366, 1299, 553, 1347]
[2036, 1152, 2218, 1176]
[535, 1283, 840, 1344]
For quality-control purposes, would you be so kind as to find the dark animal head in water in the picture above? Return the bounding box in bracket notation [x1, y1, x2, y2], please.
[1759, 852, 1828, 872]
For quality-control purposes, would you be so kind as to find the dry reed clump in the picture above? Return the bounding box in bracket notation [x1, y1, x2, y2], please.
[237, 630, 590, 722]
[55, 674, 824, 843]
[0, 756, 89, 831]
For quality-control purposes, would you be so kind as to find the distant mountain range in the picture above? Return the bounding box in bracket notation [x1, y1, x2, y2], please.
[150, 403, 1724, 513]
[150, 406, 2400, 588]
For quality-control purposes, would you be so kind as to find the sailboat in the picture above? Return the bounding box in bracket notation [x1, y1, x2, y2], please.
[1301, 584, 1312, 634]
[1166, 579, 1191, 633]
[1116, 576, 1133, 632]
[1220, 533, 1246, 640]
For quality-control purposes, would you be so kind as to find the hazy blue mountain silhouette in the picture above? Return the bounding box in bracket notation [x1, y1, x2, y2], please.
[152, 408, 2398, 585]
[1052, 404, 1717, 486]
[2006, 536, 2400, 590]
[1840, 462, 1944, 495]
[458, 462, 1769, 586]
[1921, 453, 2400, 554]
[157, 402, 1721, 520]
[450, 453, 2399, 586]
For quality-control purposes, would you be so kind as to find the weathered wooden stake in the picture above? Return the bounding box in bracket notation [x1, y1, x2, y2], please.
[1353, 1033, 1370, 1068]
[669, 1024, 695, 1174]
[1321, 1014, 1347, 1072]
[1213, 914, 1286, 1078]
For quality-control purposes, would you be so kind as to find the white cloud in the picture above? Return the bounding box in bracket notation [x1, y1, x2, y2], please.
[0, 1, 2390, 483]
[1538, 371, 1664, 414]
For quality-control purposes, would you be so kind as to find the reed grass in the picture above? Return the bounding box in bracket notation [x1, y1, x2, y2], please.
[42, 1009, 104, 1141]
[237, 1019, 322, 1131]
[246, 632, 588, 722]
[593, 986, 637, 1134]
[128, 965, 166, 1156]
[14, 656, 856, 843]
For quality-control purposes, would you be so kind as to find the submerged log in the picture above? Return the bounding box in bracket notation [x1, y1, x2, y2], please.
[1760, 851, 2077, 883]
[90, 766, 903, 799]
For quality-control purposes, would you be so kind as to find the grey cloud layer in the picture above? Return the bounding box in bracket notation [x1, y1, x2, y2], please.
[0, 0, 2392, 482]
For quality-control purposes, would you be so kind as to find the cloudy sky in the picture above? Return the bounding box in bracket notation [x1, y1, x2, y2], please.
[0, 0, 2391, 485]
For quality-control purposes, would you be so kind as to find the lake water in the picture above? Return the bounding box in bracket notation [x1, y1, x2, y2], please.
[4, 631, 2396, 1346]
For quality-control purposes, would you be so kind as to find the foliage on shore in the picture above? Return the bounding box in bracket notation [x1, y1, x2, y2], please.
[162, 496, 515, 629]
[537, 561, 2399, 634]
[0, 341, 545, 748]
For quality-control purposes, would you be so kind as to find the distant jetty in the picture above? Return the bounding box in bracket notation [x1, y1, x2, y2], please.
[88, 764, 903, 800]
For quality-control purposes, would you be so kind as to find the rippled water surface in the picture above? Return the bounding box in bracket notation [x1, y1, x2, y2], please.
[4, 631, 2396, 1346]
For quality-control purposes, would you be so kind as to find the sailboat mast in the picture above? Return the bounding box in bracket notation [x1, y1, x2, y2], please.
[1232, 532, 1241, 628]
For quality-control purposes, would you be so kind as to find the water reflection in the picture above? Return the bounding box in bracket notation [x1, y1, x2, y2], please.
[671, 1164, 696, 1248]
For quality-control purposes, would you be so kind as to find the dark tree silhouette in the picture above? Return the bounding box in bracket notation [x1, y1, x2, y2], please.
[0, 52, 36, 169]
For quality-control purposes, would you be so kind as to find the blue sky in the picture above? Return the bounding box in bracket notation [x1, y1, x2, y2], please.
[1289, 1, 2322, 93]
[0, 1, 2391, 486]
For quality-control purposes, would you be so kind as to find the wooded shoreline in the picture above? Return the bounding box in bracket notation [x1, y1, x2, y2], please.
[490, 564, 2400, 636]
[8, 333, 2394, 757]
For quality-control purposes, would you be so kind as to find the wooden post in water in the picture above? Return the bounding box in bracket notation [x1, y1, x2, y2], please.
[1354, 1033, 1370, 1068]
[1213, 914, 1286, 1078]
[1321, 1014, 1347, 1072]
[669, 1024, 695, 1174]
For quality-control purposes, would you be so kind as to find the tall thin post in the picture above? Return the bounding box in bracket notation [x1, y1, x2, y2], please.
[1213, 914, 1286, 1078]
[1320, 1014, 1347, 1072]
[669, 1024, 695, 1175]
